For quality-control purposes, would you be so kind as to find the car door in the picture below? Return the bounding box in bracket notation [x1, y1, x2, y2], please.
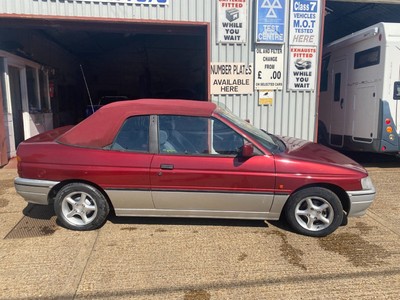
[150, 115, 276, 217]
[103, 115, 155, 213]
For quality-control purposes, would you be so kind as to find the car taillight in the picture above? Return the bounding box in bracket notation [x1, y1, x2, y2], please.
[385, 118, 391, 125]
[386, 126, 393, 133]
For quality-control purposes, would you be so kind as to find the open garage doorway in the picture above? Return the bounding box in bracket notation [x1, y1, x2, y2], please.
[0, 17, 208, 157]
[317, 0, 400, 152]
[323, 0, 400, 45]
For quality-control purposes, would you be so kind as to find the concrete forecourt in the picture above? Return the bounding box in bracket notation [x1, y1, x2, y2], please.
[0, 157, 399, 299]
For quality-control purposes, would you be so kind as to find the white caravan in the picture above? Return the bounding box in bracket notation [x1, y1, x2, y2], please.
[318, 22, 400, 153]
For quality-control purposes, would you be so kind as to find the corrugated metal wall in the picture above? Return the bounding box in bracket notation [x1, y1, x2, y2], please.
[0, 0, 318, 141]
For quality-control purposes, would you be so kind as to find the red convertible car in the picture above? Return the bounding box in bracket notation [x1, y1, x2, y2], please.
[14, 99, 375, 236]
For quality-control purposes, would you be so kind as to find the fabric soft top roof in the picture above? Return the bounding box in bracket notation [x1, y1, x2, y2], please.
[57, 99, 216, 148]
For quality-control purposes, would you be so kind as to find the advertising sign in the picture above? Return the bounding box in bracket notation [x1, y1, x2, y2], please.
[256, 0, 286, 44]
[289, 0, 320, 45]
[76, 0, 168, 4]
[210, 63, 253, 95]
[217, 0, 247, 43]
[288, 46, 317, 90]
[255, 44, 284, 90]
[259, 90, 274, 106]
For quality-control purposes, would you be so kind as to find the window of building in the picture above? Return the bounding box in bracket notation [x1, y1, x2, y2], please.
[39, 69, 50, 112]
[26, 66, 40, 112]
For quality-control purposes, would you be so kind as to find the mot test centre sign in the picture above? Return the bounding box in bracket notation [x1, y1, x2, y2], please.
[289, 0, 321, 45]
[256, 0, 286, 43]
[217, 0, 248, 43]
[210, 63, 253, 95]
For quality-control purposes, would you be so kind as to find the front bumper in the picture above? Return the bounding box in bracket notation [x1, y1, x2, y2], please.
[347, 188, 376, 217]
[14, 177, 59, 205]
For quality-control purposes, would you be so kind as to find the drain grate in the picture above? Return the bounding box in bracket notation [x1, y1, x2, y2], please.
[5, 205, 59, 239]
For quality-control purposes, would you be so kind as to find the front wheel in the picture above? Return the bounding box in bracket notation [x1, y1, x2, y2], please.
[54, 183, 109, 231]
[284, 187, 343, 237]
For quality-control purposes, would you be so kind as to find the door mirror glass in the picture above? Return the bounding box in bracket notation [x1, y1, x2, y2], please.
[241, 143, 254, 158]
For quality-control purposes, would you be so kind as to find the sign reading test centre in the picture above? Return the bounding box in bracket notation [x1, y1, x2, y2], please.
[256, 0, 286, 44]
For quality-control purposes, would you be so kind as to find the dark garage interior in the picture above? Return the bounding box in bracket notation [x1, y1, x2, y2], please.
[0, 18, 207, 126]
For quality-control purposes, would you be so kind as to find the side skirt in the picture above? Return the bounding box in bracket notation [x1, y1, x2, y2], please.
[108, 190, 289, 221]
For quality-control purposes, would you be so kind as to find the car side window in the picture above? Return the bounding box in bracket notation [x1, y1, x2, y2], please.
[157, 115, 249, 156]
[211, 118, 244, 155]
[158, 115, 208, 154]
[111, 116, 149, 152]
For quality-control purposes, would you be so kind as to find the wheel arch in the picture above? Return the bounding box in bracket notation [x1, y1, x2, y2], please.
[286, 183, 350, 214]
[48, 179, 114, 211]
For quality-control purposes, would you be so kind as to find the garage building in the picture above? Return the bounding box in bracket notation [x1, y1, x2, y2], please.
[0, 0, 399, 166]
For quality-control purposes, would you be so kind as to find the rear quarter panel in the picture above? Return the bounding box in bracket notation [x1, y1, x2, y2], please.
[17, 142, 153, 190]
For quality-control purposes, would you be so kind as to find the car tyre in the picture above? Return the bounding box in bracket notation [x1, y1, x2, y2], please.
[284, 187, 343, 237]
[54, 183, 109, 231]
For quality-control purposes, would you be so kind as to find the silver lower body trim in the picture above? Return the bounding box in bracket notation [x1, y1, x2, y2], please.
[115, 208, 280, 220]
[14, 177, 59, 205]
[108, 190, 289, 220]
[347, 189, 376, 217]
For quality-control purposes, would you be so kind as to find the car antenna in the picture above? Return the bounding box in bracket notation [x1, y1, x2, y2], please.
[80, 64, 95, 114]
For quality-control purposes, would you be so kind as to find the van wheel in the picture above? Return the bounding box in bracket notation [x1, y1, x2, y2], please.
[285, 187, 343, 237]
[54, 183, 109, 231]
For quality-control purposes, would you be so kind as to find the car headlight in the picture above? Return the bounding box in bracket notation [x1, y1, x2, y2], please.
[361, 176, 374, 190]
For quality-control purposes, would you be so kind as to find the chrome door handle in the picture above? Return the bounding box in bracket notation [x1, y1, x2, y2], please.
[160, 164, 174, 170]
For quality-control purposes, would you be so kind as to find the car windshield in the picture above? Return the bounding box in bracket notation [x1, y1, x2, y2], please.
[216, 106, 284, 153]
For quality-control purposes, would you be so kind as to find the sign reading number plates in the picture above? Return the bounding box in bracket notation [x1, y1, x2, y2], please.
[255, 44, 284, 90]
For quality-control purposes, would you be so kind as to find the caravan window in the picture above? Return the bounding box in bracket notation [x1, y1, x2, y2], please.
[354, 46, 380, 69]
[334, 73, 341, 102]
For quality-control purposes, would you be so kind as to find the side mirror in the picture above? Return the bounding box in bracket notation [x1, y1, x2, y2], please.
[241, 142, 254, 158]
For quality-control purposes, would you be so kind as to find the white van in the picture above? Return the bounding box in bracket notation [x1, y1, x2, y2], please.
[318, 22, 400, 153]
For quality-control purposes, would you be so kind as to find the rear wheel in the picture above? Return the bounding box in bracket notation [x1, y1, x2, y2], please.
[54, 183, 109, 231]
[285, 187, 343, 237]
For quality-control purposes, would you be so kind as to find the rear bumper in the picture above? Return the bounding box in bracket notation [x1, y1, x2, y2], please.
[14, 177, 59, 205]
[347, 188, 376, 217]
